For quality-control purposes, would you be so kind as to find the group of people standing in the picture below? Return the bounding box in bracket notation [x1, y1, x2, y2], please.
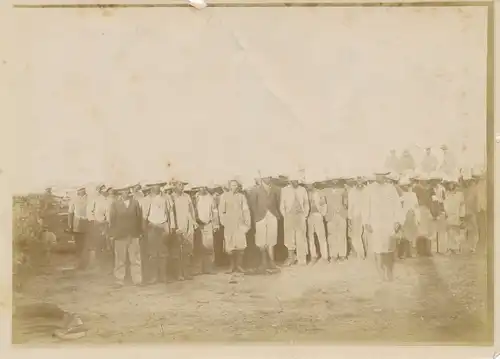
[37, 145, 486, 285]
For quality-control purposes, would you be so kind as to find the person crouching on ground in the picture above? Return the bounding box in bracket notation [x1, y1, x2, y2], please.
[363, 171, 403, 282]
[443, 178, 466, 254]
[108, 186, 144, 287]
[218, 179, 251, 273]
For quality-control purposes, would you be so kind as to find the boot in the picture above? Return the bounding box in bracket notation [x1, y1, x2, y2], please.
[170, 258, 182, 282]
[283, 250, 295, 266]
[253, 249, 267, 275]
[182, 255, 193, 280]
[234, 250, 245, 273]
[226, 252, 236, 274]
[203, 253, 216, 275]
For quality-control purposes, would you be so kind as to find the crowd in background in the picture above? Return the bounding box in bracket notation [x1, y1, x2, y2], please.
[36, 144, 487, 285]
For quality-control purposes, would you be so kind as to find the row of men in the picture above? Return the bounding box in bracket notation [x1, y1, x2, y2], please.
[57, 168, 486, 285]
[384, 144, 469, 177]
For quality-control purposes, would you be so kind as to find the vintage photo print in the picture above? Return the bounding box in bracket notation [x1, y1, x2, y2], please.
[6, 0, 494, 348]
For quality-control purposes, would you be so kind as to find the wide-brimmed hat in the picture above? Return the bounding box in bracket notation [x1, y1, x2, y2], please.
[429, 171, 443, 180]
[373, 170, 391, 176]
[399, 176, 412, 186]
[161, 184, 173, 192]
[96, 184, 107, 192]
[77, 185, 86, 191]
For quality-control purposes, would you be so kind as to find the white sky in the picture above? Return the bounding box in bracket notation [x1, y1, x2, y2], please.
[8, 6, 488, 193]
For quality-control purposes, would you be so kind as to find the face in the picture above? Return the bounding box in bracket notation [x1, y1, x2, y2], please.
[122, 190, 132, 200]
[290, 180, 299, 188]
[175, 182, 184, 193]
[77, 189, 86, 197]
[151, 186, 160, 195]
[425, 148, 431, 155]
[199, 187, 208, 195]
[229, 180, 239, 192]
[375, 175, 385, 184]
[262, 177, 271, 185]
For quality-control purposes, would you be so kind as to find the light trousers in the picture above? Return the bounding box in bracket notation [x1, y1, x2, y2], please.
[327, 217, 347, 258]
[307, 212, 327, 259]
[114, 237, 142, 285]
[255, 211, 278, 248]
[348, 215, 365, 259]
[284, 213, 307, 264]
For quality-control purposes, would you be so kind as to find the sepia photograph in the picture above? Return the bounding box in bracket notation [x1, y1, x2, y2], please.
[8, 1, 494, 346]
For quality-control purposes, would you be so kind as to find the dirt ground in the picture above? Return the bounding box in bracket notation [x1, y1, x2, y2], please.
[12, 252, 491, 345]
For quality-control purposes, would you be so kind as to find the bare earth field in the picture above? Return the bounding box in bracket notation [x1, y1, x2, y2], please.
[12, 252, 490, 345]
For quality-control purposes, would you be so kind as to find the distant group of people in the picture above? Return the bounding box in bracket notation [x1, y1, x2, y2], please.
[37, 146, 486, 285]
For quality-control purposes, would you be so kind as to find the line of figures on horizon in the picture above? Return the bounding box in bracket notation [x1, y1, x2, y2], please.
[40, 169, 487, 285]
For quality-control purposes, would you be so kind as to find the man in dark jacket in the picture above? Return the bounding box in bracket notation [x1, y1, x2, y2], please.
[248, 175, 281, 273]
[109, 186, 144, 286]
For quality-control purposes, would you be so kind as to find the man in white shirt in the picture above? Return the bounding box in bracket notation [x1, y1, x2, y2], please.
[89, 184, 112, 270]
[144, 183, 175, 284]
[306, 182, 327, 263]
[170, 180, 197, 281]
[280, 176, 310, 266]
[363, 171, 403, 281]
[347, 177, 368, 260]
[68, 186, 92, 270]
[398, 176, 420, 258]
[194, 185, 220, 274]
[420, 147, 438, 175]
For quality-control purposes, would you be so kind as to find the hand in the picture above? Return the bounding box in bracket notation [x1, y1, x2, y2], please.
[394, 223, 401, 233]
[213, 226, 220, 232]
[109, 236, 115, 241]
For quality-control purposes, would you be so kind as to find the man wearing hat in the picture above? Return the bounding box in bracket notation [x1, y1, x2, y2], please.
[428, 172, 447, 254]
[170, 180, 197, 281]
[439, 144, 458, 177]
[108, 185, 144, 286]
[420, 147, 438, 175]
[305, 181, 327, 263]
[218, 179, 252, 273]
[399, 149, 416, 174]
[443, 177, 465, 253]
[363, 171, 403, 281]
[322, 178, 348, 262]
[67, 186, 92, 270]
[248, 173, 282, 273]
[280, 175, 310, 266]
[143, 183, 175, 284]
[398, 176, 420, 258]
[193, 184, 220, 275]
[89, 184, 112, 270]
[384, 149, 400, 174]
[347, 176, 368, 260]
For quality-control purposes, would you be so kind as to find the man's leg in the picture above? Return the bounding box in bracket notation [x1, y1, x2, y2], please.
[265, 213, 278, 269]
[113, 239, 127, 285]
[180, 234, 194, 280]
[201, 224, 215, 274]
[283, 216, 296, 266]
[349, 216, 365, 259]
[147, 225, 160, 283]
[295, 217, 308, 265]
[337, 218, 348, 259]
[128, 237, 143, 285]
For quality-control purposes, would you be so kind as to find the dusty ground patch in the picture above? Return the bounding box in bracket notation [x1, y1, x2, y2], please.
[12, 252, 490, 345]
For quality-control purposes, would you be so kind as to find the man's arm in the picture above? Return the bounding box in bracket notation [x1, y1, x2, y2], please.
[302, 187, 310, 216]
[279, 188, 286, 216]
[67, 200, 75, 229]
